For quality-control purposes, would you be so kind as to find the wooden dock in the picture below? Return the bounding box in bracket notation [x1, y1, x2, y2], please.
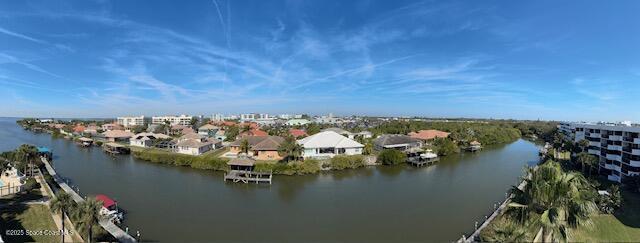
[407, 157, 439, 167]
[224, 170, 272, 184]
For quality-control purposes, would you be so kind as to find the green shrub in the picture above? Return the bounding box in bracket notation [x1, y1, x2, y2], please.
[330, 155, 365, 170]
[22, 177, 40, 192]
[432, 138, 459, 156]
[254, 160, 320, 175]
[133, 148, 229, 171]
[376, 149, 407, 165]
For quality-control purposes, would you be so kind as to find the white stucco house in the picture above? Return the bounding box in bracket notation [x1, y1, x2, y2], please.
[175, 133, 221, 155]
[297, 131, 364, 159]
[130, 132, 171, 148]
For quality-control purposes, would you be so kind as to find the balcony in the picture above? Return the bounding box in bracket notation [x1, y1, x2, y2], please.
[633, 149, 640, 156]
[609, 135, 622, 141]
[606, 154, 622, 161]
[589, 141, 601, 147]
[588, 133, 601, 138]
[635, 138, 640, 144]
[607, 174, 621, 182]
[608, 145, 622, 151]
[588, 149, 600, 155]
[604, 163, 617, 170]
[630, 159, 640, 167]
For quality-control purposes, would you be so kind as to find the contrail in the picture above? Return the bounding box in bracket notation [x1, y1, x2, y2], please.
[211, 0, 230, 85]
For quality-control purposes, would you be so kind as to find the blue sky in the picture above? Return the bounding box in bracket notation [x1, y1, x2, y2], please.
[1, 0, 639, 121]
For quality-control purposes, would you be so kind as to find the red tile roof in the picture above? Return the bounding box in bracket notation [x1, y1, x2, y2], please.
[73, 125, 86, 133]
[289, 129, 307, 138]
[408, 130, 450, 140]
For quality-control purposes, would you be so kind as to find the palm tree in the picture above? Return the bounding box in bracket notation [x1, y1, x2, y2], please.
[482, 220, 529, 242]
[577, 139, 590, 153]
[506, 160, 597, 242]
[278, 136, 303, 162]
[17, 144, 38, 177]
[50, 191, 73, 243]
[241, 124, 252, 134]
[239, 139, 250, 155]
[163, 120, 172, 135]
[74, 198, 102, 243]
[577, 152, 598, 176]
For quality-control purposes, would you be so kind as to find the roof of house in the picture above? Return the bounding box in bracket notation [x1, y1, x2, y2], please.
[408, 130, 450, 140]
[240, 129, 268, 137]
[96, 194, 116, 208]
[73, 125, 86, 133]
[374, 134, 420, 147]
[227, 157, 256, 166]
[78, 137, 93, 142]
[289, 129, 307, 137]
[175, 139, 212, 148]
[102, 130, 134, 138]
[198, 124, 219, 130]
[321, 127, 350, 135]
[298, 131, 364, 149]
[231, 136, 285, 151]
[180, 133, 203, 141]
[132, 132, 171, 140]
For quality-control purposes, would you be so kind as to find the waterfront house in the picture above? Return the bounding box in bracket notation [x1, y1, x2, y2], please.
[171, 124, 195, 136]
[289, 129, 307, 138]
[73, 125, 86, 134]
[175, 133, 220, 155]
[374, 134, 422, 151]
[197, 124, 220, 137]
[408, 130, 450, 142]
[102, 130, 134, 143]
[84, 125, 100, 135]
[130, 132, 171, 148]
[297, 131, 364, 158]
[229, 136, 285, 160]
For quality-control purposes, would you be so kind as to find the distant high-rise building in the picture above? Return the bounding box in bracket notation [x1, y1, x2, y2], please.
[117, 116, 145, 127]
[152, 115, 193, 126]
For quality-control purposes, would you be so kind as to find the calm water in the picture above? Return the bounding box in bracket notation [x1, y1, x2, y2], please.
[0, 118, 540, 242]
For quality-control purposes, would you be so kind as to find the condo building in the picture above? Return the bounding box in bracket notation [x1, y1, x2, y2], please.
[116, 116, 145, 127]
[561, 122, 640, 182]
[152, 115, 193, 126]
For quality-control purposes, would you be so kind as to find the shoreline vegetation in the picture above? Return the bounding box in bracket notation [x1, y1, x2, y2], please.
[16, 118, 558, 176]
[476, 130, 640, 242]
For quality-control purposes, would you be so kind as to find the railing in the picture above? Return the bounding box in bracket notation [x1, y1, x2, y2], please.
[0, 185, 22, 196]
[41, 157, 137, 242]
[456, 167, 534, 243]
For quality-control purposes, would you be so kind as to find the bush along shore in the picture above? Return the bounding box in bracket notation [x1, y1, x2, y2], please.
[131, 148, 372, 176]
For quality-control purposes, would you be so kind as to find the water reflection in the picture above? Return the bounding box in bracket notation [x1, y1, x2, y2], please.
[0, 118, 542, 242]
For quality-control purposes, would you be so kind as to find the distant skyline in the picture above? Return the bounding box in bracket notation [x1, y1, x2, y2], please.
[1, 0, 639, 121]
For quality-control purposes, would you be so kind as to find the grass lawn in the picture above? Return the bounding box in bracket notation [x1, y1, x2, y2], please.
[0, 204, 60, 243]
[571, 190, 640, 242]
[203, 146, 229, 157]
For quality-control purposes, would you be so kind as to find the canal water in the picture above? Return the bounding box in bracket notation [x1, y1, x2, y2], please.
[0, 118, 541, 242]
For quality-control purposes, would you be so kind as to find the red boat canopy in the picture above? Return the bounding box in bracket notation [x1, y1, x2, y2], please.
[96, 194, 116, 209]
